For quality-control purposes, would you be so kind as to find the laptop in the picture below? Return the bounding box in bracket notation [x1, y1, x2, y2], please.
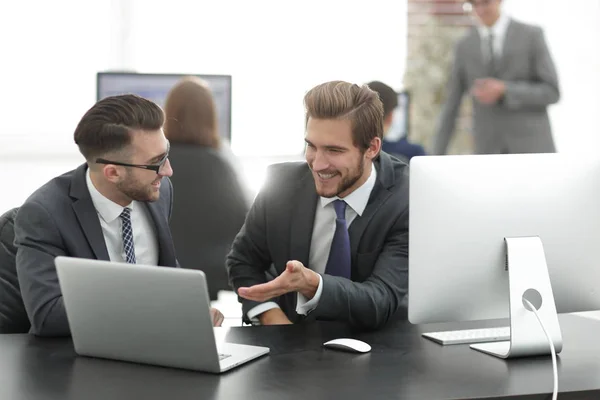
[54, 256, 269, 373]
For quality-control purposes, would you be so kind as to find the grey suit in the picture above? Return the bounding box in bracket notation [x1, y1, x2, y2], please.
[434, 19, 560, 155]
[14, 164, 177, 337]
[226, 152, 409, 330]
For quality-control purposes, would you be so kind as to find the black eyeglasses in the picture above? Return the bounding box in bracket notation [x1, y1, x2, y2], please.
[96, 144, 170, 175]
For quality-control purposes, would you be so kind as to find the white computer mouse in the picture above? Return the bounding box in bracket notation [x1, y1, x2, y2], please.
[323, 338, 372, 353]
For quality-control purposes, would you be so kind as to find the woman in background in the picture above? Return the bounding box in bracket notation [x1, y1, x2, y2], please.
[164, 76, 251, 300]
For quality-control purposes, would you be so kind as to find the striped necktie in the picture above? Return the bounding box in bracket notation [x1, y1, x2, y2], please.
[120, 207, 136, 264]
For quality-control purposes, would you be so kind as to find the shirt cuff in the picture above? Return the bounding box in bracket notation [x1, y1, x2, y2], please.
[296, 274, 323, 315]
[247, 302, 280, 324]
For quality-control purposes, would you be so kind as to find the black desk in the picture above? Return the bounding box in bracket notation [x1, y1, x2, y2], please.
[2, 314, 600, 399]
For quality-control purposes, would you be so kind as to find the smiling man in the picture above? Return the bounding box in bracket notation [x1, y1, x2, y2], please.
[14, 94, 223, 336]
[227, 81, 410, 329]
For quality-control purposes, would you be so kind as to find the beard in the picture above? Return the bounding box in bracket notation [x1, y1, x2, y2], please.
[318, 157, 365, 198]
[116, 173, 160, 202]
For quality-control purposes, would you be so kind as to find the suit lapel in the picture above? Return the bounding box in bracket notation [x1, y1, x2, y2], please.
[467, 28, 487, 78]
[145, 201, 177, 267]
[289, 170, 318, 268]
[348, 181, 391, 263]
[348, 154, 394, 264]
[70, 164, 110, 261]
[497, 19, 515, 75]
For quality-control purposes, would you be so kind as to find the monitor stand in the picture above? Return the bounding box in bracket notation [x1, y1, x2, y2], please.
[471, 236, 563, 358]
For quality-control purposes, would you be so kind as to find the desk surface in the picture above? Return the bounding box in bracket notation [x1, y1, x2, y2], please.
[2, 314, 600, 400]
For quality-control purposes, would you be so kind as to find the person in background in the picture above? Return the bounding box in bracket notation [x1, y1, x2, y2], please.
[164, 77, 251, 300]
[227, 81, 410, 329]
[14, 94, 224, 336]
[433, 0, 560, 155]
[367, 81, 426, 162]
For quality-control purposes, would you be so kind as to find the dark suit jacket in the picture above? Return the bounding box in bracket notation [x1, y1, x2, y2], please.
[434, 19, 560, 155]
[227, 152, 409, 329]
[14, 164, 177, 337]
[0, 208, 30, 333]
[168, 144, 249, 300]
[382, 138, 427, 162]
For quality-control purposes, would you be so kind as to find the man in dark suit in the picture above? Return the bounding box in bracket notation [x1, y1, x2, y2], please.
[433, 0, 560, 155]
[227, 81, 409, 329]
[14, 94, 223, 337]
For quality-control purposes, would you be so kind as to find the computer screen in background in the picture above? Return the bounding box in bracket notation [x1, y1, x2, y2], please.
[385, 91, 410, 142]
[96, 72, 232, 141]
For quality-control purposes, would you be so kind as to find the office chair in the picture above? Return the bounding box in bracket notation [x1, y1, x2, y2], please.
[0, 207, 31, 333]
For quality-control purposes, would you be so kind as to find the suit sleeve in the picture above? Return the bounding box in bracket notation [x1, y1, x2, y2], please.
[226, 183, 274, 323]
[310, 207, 409, 330]
[502, 27, 560, 109]
[165, 177, 181, 268]
[433, 42, 466, 155]
[14, 201, 70, 336]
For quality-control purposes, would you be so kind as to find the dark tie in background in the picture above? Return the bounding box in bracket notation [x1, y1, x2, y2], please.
[120, 207, 136, 264]
[324, 200, 351, 279]
[487, 31, 497, 77]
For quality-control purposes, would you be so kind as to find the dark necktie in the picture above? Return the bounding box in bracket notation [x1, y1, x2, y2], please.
[120, 207, 136, 264]
[487, 31, 497, 77]
[324, 200, 351, 279]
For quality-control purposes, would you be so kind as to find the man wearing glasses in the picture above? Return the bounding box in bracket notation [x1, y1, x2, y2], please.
[433, 0, 560, 155]
[14, 94, 223, 336]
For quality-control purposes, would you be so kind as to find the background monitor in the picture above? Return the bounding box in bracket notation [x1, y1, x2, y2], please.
[97, 72, 232, 141]
[385, 91, 410, 141]
[408, 153, 600, 325]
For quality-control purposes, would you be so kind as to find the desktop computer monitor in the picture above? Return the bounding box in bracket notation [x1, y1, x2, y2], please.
[408, 153, 600, 326]
[96, 72, 232, 141]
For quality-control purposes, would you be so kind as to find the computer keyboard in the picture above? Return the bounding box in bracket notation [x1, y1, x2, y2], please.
[219, 353, 232, 361]
[422, 326, 510, 345]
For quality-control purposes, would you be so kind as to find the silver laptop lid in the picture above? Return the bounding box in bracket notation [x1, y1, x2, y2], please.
[55, 256, 223, 372]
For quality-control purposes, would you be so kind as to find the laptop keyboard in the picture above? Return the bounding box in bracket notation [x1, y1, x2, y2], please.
[219, 353, 231, 361]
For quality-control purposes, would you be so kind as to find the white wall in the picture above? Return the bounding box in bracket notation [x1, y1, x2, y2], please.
[0, 1, 114, 157]
[503, 0, 600, 153]
[127, 0, 408, 156]
[0, 0, 408, 212]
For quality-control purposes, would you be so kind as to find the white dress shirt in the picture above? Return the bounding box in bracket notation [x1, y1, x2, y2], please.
[247, 164, 377, 321]
[477, 13, 511, 61]
[86, 169, 159, 265]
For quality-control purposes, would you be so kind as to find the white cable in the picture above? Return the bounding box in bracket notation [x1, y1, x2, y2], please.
[523, 298, 558, 400]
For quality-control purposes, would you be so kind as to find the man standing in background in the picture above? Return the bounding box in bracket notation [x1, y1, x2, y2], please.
[433, 0, 560, 155]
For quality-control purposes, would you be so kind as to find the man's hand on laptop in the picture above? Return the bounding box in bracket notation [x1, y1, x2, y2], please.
[210, 308, 224, 327]
[237, 260, 320, 302]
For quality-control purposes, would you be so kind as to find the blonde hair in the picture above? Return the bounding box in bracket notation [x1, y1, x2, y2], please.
[304, 80, 384, 151]
[164, 76, 220, 148]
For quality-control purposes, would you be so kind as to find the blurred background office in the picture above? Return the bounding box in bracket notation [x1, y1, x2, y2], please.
[1, 0, 599, 298]
[163, 76, 251, 300]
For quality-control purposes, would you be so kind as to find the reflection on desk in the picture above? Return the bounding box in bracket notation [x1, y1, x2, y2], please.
[2, 314, 600, 399]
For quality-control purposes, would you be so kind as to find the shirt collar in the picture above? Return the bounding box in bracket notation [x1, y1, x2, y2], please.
[319, 162, 377, 217]
[477, 13, 510, 38]
[86, 168, 134, 223]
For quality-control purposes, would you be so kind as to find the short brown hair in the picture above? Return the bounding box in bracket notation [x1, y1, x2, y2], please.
[163, 76, 220, 149]
[74, 94, 164, 161]
[304, 80, 383, 151]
